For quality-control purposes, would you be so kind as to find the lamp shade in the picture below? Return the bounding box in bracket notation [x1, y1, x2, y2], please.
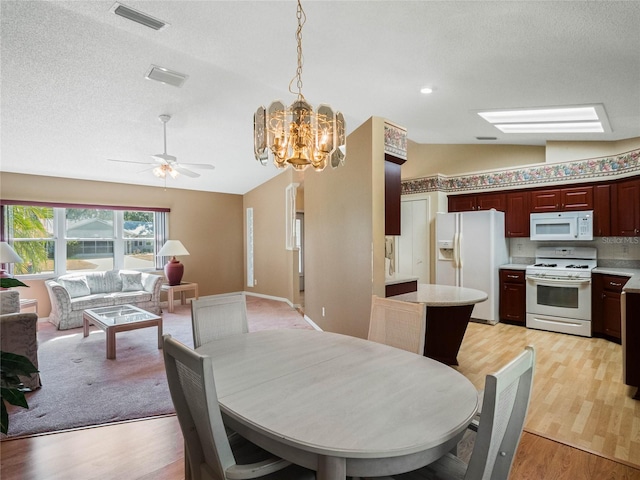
[157, 240, 190, 257]
[157, 240, 190, 286]
[0, 242, 23, 264]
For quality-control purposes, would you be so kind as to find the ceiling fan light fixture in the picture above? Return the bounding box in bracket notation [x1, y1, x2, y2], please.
[253, 0, 346, 172]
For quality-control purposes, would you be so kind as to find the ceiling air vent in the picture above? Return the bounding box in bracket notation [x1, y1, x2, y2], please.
[476, 136, 498, 141]
[145, 65, 188, 88]
[110, 3, 169, 31]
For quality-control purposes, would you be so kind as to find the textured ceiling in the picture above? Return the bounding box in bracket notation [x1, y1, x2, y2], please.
[2, 1, 639, 194]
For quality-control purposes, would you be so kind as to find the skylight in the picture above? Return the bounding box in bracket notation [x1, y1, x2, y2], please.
[477, 105, 611, 134]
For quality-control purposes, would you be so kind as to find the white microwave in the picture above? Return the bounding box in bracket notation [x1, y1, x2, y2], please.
[530, 211, 593, 241]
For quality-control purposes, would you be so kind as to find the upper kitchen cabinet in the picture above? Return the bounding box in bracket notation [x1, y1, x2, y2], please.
[530, 185, 594, 212]
[384, 121, 407, 236]
[505, 190, 530, 237]
[448, 192, 506, 212]
[611, 176, 640, 236]
[593, 183, 611, 236]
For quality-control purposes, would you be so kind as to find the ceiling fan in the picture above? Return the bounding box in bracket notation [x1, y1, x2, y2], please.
[108, 114, 215, 179]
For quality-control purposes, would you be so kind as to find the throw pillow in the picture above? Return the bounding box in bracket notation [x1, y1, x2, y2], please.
[62, 277, 91, 298]
[121, 272, 144, 292]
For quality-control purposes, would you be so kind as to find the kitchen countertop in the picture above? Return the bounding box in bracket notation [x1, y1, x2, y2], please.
[592, 267, 640, 294]
[390, 283, 488, 306]
[499, 263, 528, 270]
[385, 273, 420, 286]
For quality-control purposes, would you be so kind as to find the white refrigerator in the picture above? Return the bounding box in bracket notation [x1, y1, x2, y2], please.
[435, 209, 508, 324]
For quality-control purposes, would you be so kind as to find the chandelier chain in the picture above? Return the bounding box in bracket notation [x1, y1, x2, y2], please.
[289, 0, 306, 99]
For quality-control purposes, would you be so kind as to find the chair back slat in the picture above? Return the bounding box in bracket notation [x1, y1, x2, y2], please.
[191, 292, 248, 348]
[368, 295, 426, 355]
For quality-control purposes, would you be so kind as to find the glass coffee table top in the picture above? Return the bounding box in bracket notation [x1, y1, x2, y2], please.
[84, 305, 159, 325]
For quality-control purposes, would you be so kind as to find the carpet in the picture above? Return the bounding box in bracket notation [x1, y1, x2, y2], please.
[2, 295, 312, 438]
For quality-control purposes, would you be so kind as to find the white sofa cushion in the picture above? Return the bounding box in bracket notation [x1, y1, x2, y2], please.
[61, 276, 91, 298]
[121, 272, 143, 292]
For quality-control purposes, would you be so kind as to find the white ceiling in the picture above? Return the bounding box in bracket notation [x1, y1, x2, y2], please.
[2, 1, 639, 195]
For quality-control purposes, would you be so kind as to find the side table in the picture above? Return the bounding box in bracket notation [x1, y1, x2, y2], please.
[161, 282, 199, 313]
[19, 298, 39, 315]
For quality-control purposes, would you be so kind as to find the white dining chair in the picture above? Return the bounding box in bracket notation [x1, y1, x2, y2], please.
[383, 345, 536, 480]
[367, 295, 426, 355]
[191, 292, 248, 348]
[163, 334, 316, 480]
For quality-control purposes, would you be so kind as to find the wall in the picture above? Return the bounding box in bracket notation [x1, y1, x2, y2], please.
[304, 117, 386, 338]
[243, 169, 302, 306]
[546, 137, 640, 164]
[402, 142, 545, 179]
[0, 172, 244, 316]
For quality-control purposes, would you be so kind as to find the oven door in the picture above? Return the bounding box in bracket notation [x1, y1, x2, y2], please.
[526, 275, 591, 321]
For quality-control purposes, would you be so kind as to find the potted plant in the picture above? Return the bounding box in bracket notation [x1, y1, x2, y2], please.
[0, 351, 39, 434]
[0, 277, 28, 289]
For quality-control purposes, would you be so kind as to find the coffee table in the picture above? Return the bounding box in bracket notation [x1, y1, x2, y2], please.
[83, 305, 162, 359]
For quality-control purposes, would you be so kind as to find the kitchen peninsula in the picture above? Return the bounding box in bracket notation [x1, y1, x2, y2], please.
[390, 284, 487, 365]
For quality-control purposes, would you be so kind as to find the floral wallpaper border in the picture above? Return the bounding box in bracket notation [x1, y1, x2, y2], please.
[401, 148, 640, 195]
[384, 121, 407, 160]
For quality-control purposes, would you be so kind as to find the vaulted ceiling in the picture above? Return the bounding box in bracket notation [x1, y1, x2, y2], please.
[2, 1, 639, 194]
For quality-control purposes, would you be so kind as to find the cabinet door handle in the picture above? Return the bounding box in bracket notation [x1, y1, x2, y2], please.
[507, 275, 520, 279]
[609, 282, 622, 287]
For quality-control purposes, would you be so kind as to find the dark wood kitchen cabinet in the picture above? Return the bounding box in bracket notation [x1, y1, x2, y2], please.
[448, 192, 506, 213]
[385, 155, 405, 236]
[530, 185, 594, 213]
[592, 273, 629, 342]
[499, 269, 526, 325]
[623, 291, 640, 400]
[611, 177, 640, 236]
[505, 191, 530, 237]
[593, 183, 611, 236]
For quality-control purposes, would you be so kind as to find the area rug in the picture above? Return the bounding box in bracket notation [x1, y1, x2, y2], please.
[2, 295, 312, 438]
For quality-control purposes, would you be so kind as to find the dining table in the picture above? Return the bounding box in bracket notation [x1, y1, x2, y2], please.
[390, 283, 488, 365]
[196, 328, 478, 480]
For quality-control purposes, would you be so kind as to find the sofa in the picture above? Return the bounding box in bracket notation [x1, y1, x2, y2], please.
[0, 290, 42, 390]
[45, 270, 163, 330]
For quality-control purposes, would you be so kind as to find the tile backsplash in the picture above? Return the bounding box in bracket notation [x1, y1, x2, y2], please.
[509, 237, 640, 268]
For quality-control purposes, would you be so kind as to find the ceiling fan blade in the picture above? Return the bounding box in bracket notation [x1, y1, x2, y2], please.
[107, 158, 154, 165]
[151, 153, 176, 164]
[179, 163, 215, 170]
[172, 165, 200, 178]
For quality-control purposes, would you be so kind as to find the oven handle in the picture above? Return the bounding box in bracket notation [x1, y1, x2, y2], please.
[526, 276, 591, 286]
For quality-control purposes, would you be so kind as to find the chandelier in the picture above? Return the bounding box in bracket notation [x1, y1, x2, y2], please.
[253, 0, 346, 172]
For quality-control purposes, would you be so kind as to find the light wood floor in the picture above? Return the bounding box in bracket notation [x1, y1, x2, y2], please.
[458, 321, 640, 468]
[2, 321, 639, 479]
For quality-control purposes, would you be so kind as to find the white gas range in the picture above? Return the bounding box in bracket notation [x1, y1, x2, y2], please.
[525, 247, 597, 337]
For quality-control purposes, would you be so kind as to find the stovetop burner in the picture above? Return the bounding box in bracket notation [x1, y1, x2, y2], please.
[566, 264, 590, 269]
[533, 263, 558, 267]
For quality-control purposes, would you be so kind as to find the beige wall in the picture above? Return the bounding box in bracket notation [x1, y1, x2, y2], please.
[305, 117, 386, 338]
[0, 172, 244, 317]
[402, 142, 545, 179]
[546, 137, 640, 163]
[243, 169, 302, 305]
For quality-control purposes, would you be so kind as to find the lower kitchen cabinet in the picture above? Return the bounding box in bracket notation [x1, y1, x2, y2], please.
[592, 273, 629, 342]
[499, 269, 526, 325]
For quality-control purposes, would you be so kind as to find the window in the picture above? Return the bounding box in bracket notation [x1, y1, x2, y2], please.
[3, 203, 167, 277]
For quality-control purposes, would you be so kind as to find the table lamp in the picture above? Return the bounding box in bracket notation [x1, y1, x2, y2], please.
[157, 240, 190, 286]
[0, 241, 26, 289]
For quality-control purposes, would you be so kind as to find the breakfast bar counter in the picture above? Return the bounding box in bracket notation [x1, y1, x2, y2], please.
[390, 284, 488, 365]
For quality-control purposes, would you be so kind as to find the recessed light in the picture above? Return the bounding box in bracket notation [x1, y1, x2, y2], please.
[420, 87, 433, 94]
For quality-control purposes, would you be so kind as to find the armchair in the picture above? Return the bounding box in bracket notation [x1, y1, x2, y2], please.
[0, 290, 41, 390]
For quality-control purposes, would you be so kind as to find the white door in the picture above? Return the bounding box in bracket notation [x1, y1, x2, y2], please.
[398, 197, 430, 283]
